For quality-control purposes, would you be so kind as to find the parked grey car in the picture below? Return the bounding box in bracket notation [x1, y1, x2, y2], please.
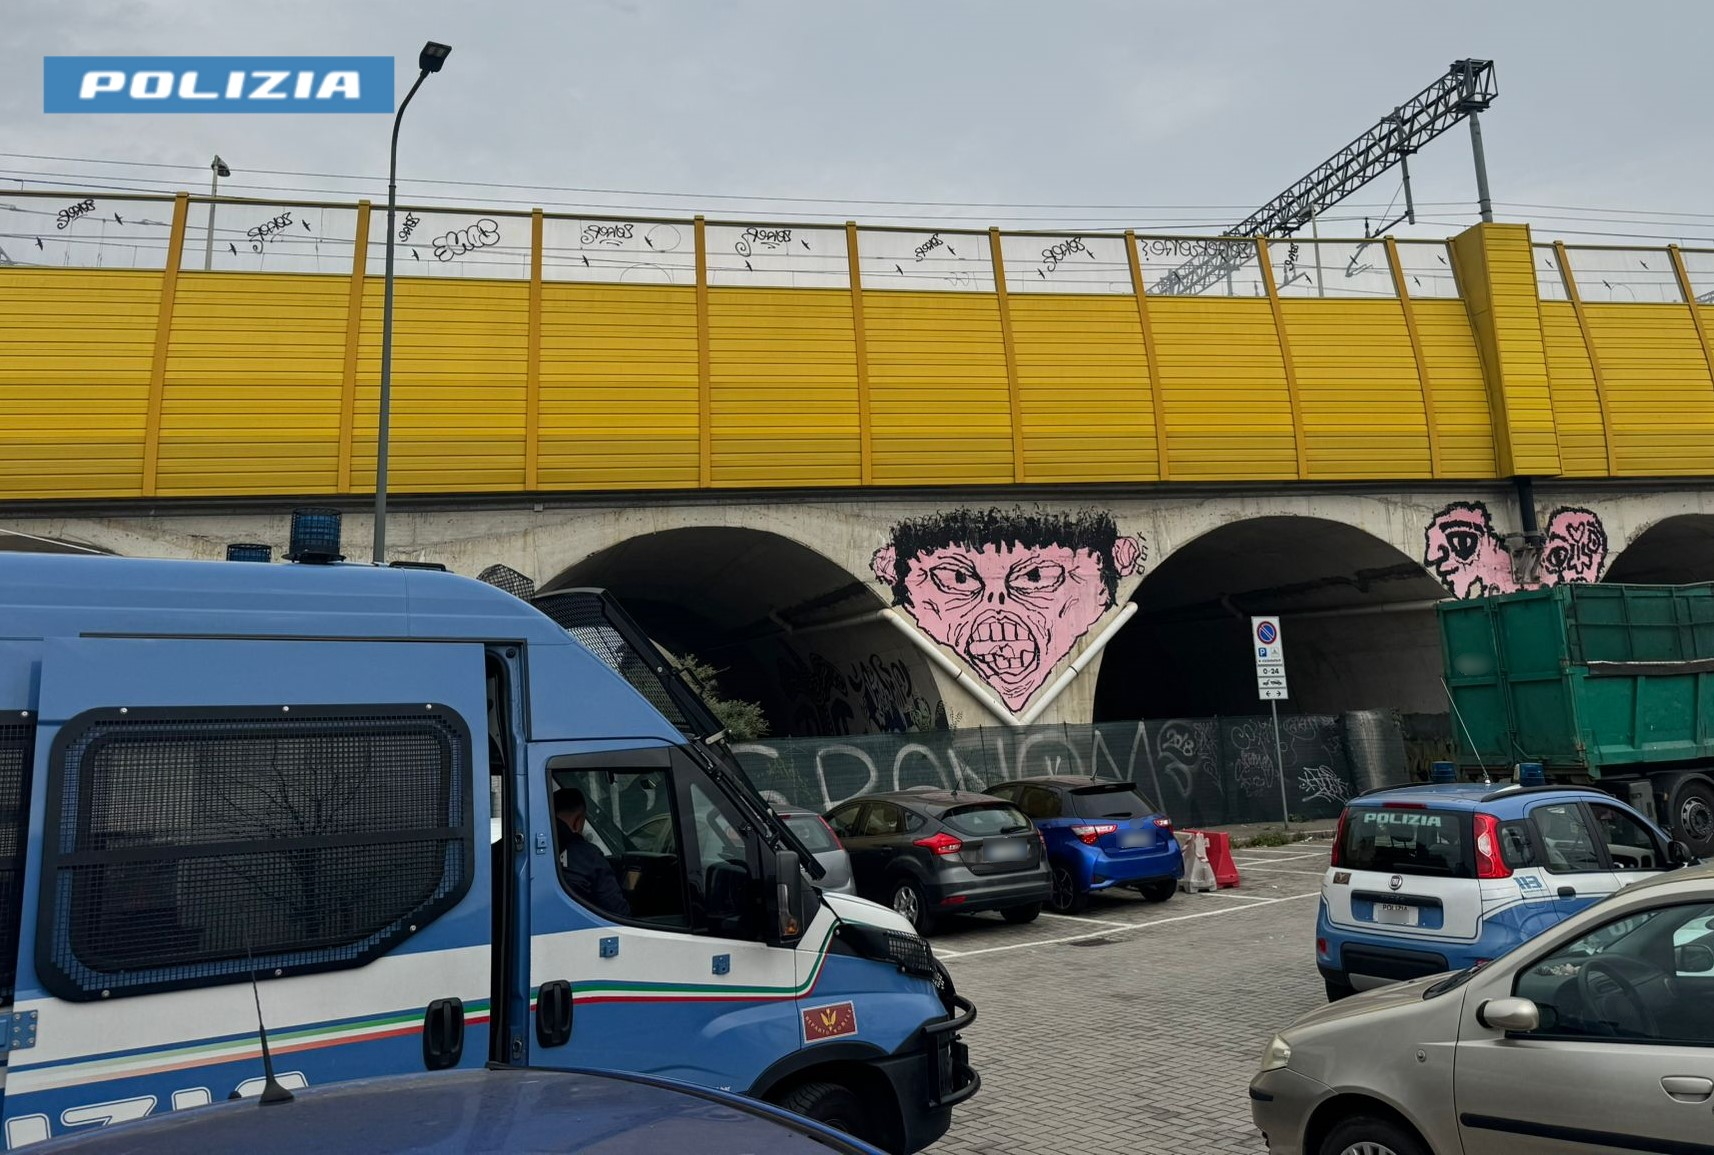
[1252, 861, 1714, 1155]
[825, 790, 1051, 934]
[777, 807, 857, 896]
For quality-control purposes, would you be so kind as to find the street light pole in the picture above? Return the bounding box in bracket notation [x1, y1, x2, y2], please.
[203, 155, 229, 271]
[373, 41, 451, 565]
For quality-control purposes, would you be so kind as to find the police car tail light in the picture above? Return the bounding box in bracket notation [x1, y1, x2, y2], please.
[1329, 810, 1350, 867]
[1070, 823, 1117, 845]
[915, 832, 963, 856]
[1473, 812, 1511, 879]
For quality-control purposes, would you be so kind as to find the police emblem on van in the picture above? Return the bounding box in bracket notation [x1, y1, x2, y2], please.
[802, 1001, 858, 1043]
[1389, 875, 1404, 891]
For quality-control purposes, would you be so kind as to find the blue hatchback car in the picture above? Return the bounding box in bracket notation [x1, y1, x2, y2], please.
[985, 776, 1183, 913]
[1318, 781, 1692, 1001]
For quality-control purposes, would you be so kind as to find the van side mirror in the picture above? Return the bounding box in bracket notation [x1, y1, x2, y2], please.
[1668, 840, 1695, 867]
[767, 848, 812, 947]
[1476, 997, 1539, 1033]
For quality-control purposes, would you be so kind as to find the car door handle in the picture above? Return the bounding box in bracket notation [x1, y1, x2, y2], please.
[1662, 1076, 1713, 1102]
[1557, 886, 1577, 899]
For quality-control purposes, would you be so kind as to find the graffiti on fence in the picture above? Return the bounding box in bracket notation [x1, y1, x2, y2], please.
[872, 507, 1146, 712]
[1298, 764, 1351, 805]
[735, 714, 1355, 826]
[1424, 501, 1608, 598]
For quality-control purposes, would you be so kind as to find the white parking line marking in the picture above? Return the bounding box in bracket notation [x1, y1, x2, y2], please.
[941, 891, 1320, 960]
[1231, 851, 1328, 864]
[1235, 866, 1327, 877]
[1195, 889, 1274, 901]
[1037, 912, 1133, 929]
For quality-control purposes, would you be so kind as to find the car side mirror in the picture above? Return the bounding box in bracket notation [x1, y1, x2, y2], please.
[1476, 997, 1540, 1033]
[767, 848, 812, 947]
[1668, 840, 1695, 867]
[1675, 942, 1714, 973]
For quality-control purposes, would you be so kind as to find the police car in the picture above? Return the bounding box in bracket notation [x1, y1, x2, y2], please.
[1317, 778, 1692, 1000]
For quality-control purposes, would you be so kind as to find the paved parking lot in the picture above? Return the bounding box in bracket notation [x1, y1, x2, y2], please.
[927, 842, 1333, 1155]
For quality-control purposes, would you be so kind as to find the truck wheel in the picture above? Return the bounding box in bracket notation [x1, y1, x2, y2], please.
[775, 1081, 879, 1146]
[1673, 780, 1714, 859]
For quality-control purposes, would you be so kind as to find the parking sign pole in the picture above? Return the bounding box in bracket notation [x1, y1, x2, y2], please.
[1252, 616, 1291, 831]
[1271, 698, 1290, 832]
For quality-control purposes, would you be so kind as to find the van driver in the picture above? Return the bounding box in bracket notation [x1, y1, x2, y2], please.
[553, 787, 631, 917]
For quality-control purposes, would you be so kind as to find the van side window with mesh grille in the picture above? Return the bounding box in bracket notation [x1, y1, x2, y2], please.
[39, 707, 473, 1001]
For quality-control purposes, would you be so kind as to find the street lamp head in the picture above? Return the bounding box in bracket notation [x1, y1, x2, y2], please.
[211, 155, 230, 178]
[419, 42, 451, 74]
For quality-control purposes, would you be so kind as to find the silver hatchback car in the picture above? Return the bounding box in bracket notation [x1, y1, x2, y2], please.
[777, 807, 858, 896]
[1252, 861, 1714, 1155]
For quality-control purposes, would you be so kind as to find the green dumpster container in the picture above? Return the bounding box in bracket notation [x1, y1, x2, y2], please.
[1438, 583, 1714, 779]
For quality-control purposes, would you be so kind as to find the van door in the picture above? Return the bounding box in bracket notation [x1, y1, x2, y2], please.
[526, 742, 804, 1093]
[3, 636, 492, 1149]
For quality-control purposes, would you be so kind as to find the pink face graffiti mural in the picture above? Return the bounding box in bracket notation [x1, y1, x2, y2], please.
[1423, 502, 1608, 597]
[872, 508, 1145, 712]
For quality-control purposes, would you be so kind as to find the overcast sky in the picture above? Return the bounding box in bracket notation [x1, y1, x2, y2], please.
[5, 0, 1713, 245]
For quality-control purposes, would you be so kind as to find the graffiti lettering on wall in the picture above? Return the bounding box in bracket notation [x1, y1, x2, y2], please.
[734, 715, 1354, 827]
[432, 218, 501, 263]
[872, 507, 1146, 713]
[776, 649, 945, 738]
[1424, 502, 1608, 598]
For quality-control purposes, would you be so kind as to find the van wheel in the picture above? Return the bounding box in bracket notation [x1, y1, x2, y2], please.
[1001, 902, 1041, 924]
[1049, 863, 1088, 913]
[775, 1081, 878, 1146]
[1138, 879, 1177, 903]
[1319, 1114, 1428, 1155]
[1673, 780, 1714, 859]
[890, 878, 936, 934]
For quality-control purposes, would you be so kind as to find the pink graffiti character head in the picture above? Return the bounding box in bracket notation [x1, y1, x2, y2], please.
[873, 508, 1145, 712]
[1424, 501, 1516, 598]
[1538, 507, 1607, 585]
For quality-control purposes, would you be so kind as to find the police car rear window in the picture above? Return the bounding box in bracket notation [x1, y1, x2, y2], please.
[1342, 807, 1471, 877]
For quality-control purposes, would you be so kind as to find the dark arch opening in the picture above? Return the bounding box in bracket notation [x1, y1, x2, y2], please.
[1093, 516, 1448, 722]
[544, 527, 941, 739]
[1603, 515, 1714, 584]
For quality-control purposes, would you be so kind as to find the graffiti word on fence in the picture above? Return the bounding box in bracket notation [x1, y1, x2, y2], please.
[246, 211, 294, 252]
[432, 218, 501, 263]
[56, 199, 96, 230]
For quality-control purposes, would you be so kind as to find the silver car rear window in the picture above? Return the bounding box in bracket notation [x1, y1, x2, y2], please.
[781, 812, 838, 853]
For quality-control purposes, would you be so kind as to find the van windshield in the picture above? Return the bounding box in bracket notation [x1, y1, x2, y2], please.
[1342, 807, 1472, 877]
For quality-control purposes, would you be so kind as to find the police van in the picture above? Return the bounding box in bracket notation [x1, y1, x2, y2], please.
[0, 518, 975, 1151]
[1317, 778, 1690, 1000]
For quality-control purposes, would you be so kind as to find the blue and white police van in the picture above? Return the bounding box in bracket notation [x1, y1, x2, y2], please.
[1317, 776, 1690, 1001]
[0, 516, 975, 1151]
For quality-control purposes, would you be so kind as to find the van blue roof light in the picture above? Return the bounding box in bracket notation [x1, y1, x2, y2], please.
[286, 508, 344, 564]
[226, 543, 272, 563]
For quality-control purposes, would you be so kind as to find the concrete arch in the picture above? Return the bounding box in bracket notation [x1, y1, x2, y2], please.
[543, 526, 944, 740]
[1093, 514, 1447, 723]
[1602, 513, 1714, 584]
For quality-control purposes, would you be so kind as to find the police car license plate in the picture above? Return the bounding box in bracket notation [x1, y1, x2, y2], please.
[984, 839, 1028, 862]
[1375, 902, 1418, 927]
[1118, 829, 1153, 848]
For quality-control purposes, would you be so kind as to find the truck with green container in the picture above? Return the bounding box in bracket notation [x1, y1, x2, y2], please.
[1438, 582, 1714, 858]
